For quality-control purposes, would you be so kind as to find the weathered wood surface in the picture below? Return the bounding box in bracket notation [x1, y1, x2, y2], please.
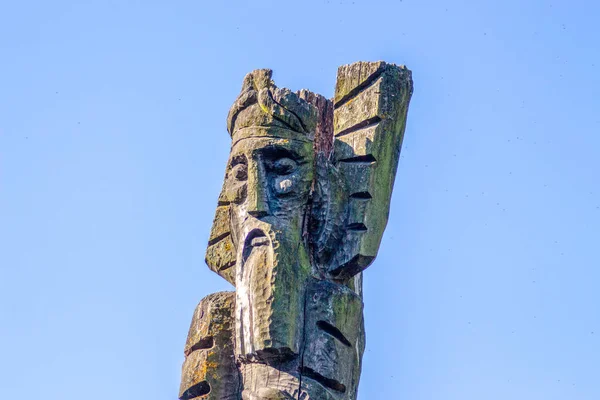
[181, 61, 413, 399]
[179, 292, 240, 400]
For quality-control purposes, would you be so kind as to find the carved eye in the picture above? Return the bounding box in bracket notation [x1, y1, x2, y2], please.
[275, 177, 294, 196]
[231, 164, 247, 181]
[271, 157, 297, 175]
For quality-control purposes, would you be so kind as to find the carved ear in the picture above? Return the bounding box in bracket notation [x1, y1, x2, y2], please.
[326, 61, 413, 280]
[205, 179, 236, 285]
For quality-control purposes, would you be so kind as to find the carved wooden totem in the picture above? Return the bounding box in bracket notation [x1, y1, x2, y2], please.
[179, 61, 413, 400]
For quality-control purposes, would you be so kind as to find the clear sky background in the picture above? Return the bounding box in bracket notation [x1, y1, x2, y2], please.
[1, 1, 599, 399]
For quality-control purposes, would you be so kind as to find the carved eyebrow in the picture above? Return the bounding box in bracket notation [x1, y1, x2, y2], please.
[259, 145, 301, 161]
[229, 154, 247, 167]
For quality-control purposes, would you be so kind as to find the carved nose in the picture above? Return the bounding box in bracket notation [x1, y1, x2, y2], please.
[246, 160, 269, 218]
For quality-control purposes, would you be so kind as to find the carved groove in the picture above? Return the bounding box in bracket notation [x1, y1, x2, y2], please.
[179, 381, 210, 400]
[334, 66, 386, 109]
[335, 116, 381, 138]
[316, 320, 352, 347]
[301, 367, 347, 393]
[350, 191, 372, 199]
[346, 223, 368, 232]
[330, 254, 375, 279]
[188, 336, 214, 355]
[208, 232, 230, 247]
[338, 154, 377, 164]
[218, 260, 236, 271]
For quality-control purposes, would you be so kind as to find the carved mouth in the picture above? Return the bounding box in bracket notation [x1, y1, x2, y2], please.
[250, 236, 269, 247]
[245, 229, 269, 248]
[242, 230, 270, 263]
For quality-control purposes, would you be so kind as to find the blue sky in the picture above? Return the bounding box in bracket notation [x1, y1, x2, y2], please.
[1, 1, 599, 399]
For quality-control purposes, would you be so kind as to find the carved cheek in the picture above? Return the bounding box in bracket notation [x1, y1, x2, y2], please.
[224, 182, 247, 204]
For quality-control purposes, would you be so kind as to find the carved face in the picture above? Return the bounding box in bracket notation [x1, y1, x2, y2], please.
[202, 68, 322, 363]
[223, 137, 314, 222]
[223, 135, 314, 361]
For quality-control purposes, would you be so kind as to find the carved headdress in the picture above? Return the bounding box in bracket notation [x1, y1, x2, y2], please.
[226, 69, 318, 143]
